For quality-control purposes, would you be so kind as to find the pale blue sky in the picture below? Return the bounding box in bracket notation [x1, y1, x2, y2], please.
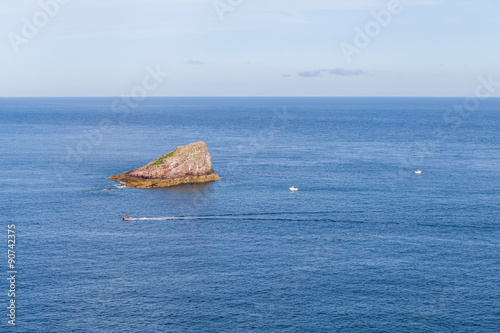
[1, 0, 499, 97]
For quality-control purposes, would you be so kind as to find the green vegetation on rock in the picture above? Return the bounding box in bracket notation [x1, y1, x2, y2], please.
[151, 151, 174, 166]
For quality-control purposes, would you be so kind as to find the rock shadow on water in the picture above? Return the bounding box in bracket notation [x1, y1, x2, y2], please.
[148, 181, 217, 207]
[149, 181, 216, 193]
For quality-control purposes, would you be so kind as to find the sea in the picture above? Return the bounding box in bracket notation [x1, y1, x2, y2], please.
[1, 97, 499, 332]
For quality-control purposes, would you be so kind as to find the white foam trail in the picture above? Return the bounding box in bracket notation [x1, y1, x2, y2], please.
[128, 216, 225, 221]
[122, 211, 334, 222]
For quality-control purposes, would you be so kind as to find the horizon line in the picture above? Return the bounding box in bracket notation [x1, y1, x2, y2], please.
[1, 96, 498, 99]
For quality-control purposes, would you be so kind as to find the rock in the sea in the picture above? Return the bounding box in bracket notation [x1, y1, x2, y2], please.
[109, 141, 219, 188]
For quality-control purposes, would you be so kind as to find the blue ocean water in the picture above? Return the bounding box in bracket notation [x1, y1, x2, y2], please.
[1, 97, 499, 332]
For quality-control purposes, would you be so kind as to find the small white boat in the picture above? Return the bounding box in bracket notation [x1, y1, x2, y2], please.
[289, 186, 298, 191]
[415, 170, 422, 174]
[122, 216, 133, 221]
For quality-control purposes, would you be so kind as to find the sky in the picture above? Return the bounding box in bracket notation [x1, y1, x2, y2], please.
[0, 0, 499, 97]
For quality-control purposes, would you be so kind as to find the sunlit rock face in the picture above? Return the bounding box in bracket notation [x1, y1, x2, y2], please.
[109, 141, 219, 188]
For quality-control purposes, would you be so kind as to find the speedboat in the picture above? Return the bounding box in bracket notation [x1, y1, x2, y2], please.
[289, 186, 298, 191]
[415, 170, 422, 174]
[122, 216, 132, 221]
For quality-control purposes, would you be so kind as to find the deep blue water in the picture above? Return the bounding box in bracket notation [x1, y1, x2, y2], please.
[1, 97, 499, 332]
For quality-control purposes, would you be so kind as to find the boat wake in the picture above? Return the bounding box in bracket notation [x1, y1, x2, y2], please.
[124, 212, 324, 221]
[125, 216, 219, 221]
[121, 211, 367, 224]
